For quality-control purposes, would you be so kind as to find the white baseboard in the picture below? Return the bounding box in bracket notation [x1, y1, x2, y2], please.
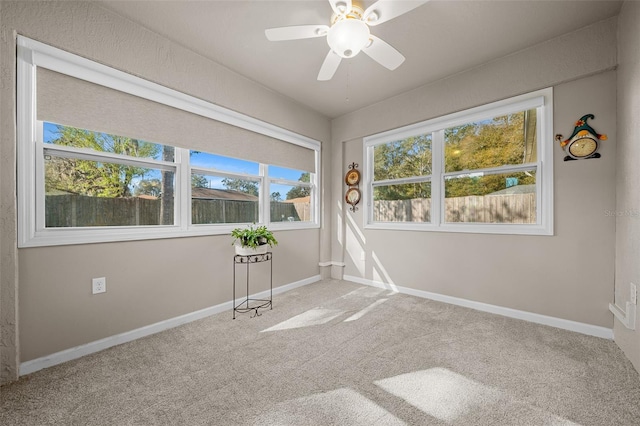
[20, 275, 321, 376]
[318, 261, 345, 267]
[343, 275, 613, 340]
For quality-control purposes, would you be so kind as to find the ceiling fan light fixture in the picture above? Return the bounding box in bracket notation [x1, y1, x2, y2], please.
[265, 0, 427, 80]
[327, 18, 370, 58]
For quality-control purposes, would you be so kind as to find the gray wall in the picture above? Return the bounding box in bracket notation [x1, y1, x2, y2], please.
[614, 1, 640, 372]
[0, 1, 331, 381]
[331, 18, 618, 328]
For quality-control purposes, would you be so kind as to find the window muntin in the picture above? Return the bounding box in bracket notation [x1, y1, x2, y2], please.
[18, 36, 321, 247]
[364, 89, 552, 235]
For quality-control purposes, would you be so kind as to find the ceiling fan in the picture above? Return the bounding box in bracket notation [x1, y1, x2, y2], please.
[265, 0, 428, 81]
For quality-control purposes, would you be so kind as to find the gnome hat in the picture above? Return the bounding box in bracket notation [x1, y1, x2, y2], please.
[561, 114, 607, 148]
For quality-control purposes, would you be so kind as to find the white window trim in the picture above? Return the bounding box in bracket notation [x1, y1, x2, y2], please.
[363, 88, 553, 236]
[17, 36, 320, 248]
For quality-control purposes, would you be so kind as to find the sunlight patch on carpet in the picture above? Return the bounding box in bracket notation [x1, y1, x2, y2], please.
[340, 286, 388, 299]
[344, 299, 388, 322]
[261, 308, 343, 332]
[376, 368, 501, 422]
[254, 388, 405, 426]
[375, 368, 581, 425]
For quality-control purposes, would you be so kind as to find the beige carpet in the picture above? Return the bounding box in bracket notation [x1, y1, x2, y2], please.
[2, 280, 640, 425]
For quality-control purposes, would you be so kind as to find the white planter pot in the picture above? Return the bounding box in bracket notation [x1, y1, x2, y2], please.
[234, 242, 268, 256]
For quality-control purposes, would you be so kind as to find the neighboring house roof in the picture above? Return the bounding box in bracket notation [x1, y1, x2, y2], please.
[191, 187, 258, 201]
[137, 194, 158, 200]
[488, 184, 536, 196]
[283, 196, 310, 203]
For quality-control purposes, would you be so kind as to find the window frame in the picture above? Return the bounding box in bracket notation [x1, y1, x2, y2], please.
[364, 88, 553, 235]
[17, 36, 320, 247]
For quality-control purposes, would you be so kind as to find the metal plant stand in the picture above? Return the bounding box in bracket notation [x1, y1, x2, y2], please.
[233, 252, 272, 319]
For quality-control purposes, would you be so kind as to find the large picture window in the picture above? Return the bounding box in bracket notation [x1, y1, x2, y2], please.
[17, 37, 320, 247]
[364, 89, 553, 235]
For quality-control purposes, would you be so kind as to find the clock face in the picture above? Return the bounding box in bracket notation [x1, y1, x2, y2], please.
[568, 136, 598, 158]
[345, 188, 361, 206]
[345, 169, 361, 186]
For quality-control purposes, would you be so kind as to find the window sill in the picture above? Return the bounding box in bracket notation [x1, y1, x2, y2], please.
[19, 222, 320, 248]
[364, 221, 553, 236]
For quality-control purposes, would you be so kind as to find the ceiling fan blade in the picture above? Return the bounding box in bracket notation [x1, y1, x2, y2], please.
[363, 0, 429, 26]
[317, 50, 342, 81]
[265, 25, 329, 41]
[362, 35, 405, 70]
[328, 0, 352, 16]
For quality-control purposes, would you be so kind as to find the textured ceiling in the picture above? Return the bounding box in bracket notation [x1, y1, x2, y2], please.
[100, 0, 622, 119]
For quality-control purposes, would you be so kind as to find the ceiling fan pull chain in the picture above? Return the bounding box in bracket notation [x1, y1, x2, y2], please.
[346, 63, 350, 102]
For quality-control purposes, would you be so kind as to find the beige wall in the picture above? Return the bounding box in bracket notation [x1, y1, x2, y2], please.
[331, 18, 619, 329]
[0, 1, 330, 381]
[18, 229, 317, 361]
[614, 0, 640, 371]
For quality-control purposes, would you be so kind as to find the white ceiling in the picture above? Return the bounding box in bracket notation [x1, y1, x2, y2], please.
[100, 0, 622, 119]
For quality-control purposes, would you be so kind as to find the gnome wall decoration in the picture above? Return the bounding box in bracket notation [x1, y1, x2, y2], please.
[557, 114, 607, 161]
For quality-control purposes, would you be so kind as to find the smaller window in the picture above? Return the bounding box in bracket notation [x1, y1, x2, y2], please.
[442, 109, 538, 225]
[371, 134, 432, 224]
[190, 151, 260, 225]
[364, 88, 553, 235]
[268, 166, 313, 223]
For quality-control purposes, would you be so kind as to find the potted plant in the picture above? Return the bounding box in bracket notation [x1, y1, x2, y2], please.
[231, 224, 278, 255]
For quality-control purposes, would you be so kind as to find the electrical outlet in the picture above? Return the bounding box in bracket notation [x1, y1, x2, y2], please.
[631, 283, 637, 306]
[92, 277, 106, 294]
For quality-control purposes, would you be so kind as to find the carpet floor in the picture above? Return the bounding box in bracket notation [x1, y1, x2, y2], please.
[2, 280, 640, 425]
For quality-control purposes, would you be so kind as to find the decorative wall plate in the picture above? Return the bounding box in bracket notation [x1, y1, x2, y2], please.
[345, 187, 361, 207]
[345, 168, 361, 185]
